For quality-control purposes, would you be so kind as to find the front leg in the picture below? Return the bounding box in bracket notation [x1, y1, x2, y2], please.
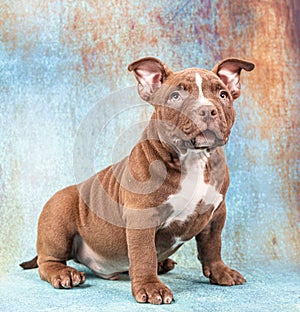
[126, 227, 174, 304]
[195, 201, 246, 286]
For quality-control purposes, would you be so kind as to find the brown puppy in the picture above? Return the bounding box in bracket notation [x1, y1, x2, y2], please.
[21, 57, 254, 304]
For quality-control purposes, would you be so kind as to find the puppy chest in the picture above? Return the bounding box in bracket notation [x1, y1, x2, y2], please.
[163, 151, 223, 228]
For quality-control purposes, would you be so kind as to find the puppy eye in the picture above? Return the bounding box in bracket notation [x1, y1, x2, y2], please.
[220, 90, 229, 99]
[170, 91, 182, 102]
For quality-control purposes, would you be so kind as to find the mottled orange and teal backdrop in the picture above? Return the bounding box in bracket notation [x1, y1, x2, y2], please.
[0, 0, 299, 273]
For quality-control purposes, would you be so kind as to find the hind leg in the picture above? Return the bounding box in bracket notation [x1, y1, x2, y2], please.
[37, 187, 86, 289]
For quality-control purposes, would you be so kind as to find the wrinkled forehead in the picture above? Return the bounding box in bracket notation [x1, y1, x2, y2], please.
[164, 68, 225, 98]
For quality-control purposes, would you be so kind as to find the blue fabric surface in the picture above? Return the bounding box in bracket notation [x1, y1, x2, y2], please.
[0, 263, 299, 312]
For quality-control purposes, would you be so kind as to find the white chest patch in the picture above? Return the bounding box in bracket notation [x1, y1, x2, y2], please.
[163, 150, 223, 228]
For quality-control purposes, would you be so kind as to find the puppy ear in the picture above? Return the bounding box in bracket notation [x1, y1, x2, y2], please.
[212, 58, 255, 99]
[128, 57, 171, 101]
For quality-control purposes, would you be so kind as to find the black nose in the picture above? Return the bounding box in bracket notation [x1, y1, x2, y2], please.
[199, 105, 218, 119]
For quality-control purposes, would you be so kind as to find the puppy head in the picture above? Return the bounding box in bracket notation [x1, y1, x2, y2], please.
[128, 57, 254, 155]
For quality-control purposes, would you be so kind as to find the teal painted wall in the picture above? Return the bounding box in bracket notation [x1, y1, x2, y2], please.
[0, 0, 299, 273]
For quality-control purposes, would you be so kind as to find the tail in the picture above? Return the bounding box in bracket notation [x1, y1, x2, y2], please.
[19, 256, 38, 270]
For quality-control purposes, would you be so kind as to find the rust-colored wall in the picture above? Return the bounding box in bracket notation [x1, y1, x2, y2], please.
[0, 0, 299, 272]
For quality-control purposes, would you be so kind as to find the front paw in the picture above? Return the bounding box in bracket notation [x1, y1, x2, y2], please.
[203, 261, 246, 286]
[132, 280, 174, 304]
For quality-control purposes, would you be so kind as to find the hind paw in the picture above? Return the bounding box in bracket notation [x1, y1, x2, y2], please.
[158, 258, 177, 275]
[49, 267, 86, 289]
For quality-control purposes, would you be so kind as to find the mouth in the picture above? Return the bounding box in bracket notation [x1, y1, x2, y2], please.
[190, 130, 224, 151]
